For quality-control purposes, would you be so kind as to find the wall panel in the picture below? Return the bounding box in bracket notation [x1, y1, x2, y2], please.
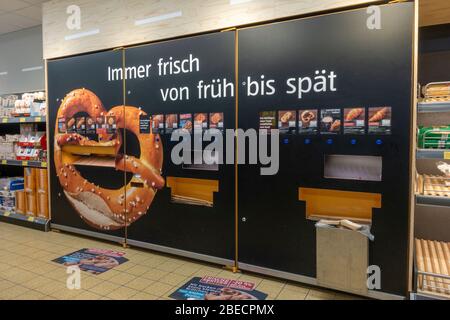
[43, 0, 378, 59]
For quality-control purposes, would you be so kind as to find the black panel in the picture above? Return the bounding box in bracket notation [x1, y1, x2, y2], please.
[237, 3, 413, 295]
[48, 51, 125, 239]
[124, 32, 236, 260]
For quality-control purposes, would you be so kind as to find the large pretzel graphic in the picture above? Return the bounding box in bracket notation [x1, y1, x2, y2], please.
[54, 89, 164, 230]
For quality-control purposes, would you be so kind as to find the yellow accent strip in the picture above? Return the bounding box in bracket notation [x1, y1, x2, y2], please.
[166, 177, 219, 203]
[299, 187, 381, 222]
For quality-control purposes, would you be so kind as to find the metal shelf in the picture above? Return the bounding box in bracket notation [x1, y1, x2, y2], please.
[416, 149, 449, 160]
[416, 194, 450, 207]
[0, 159, 47, 168]
[0, 116, 46, 124]
[0, 210, 49, 231]
[418, 101, 450, 113]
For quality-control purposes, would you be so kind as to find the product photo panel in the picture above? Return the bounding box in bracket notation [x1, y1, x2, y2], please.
[123, 31, 236, 263]
[237, 2, 414, 296]
[48, 50, 128, 240]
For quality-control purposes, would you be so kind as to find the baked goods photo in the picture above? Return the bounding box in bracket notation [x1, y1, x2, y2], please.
[369, 107, 389, 122]
[195, 113, 207, 123]
[280, 111, 293, 124]
[183, 120, 193, 130]
[301, 110, 316, 124]
[54, 88, 164, 231]
[330, 119, 341, 132]
[165, 114, 178, 129]
[345, 108, 364, 121]
[210, 113, 223, 125]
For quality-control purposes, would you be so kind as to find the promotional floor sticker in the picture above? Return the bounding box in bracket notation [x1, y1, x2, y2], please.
[170, 276, 268, 300]
[53, 248, 128, 275]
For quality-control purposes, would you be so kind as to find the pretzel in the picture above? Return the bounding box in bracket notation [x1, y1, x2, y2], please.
[54, 89, 164, 230]
[301, 110, 315, 123]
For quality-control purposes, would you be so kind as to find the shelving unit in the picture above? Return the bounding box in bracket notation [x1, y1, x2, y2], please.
[0, 210, 49, 231]
[418, 101, 450, 113]
[0, 92, 49, 232]
[413, 24, 450, 300]
[416, 148, 449, 160]
[0, 159, 47, 168]
[416, 195, 450, 207]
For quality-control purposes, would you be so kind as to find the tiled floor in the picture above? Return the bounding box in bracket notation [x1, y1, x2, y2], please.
[0, 222, 362, 300]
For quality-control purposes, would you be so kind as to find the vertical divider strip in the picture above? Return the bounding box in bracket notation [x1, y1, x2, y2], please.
[122, 48, 128, 246]
[234, 29, 239, 272]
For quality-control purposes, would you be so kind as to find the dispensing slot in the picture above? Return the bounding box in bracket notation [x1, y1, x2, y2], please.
[299, 187, 381, 223]
[167, 177, 219, 207]
[324, 155, 382, 182]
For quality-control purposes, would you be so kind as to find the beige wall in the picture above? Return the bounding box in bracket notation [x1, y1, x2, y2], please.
[43, 0, 378, 59]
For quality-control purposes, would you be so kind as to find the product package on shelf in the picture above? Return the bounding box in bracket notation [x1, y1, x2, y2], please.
[12, 124, 47, 162]
[24, 168, 37, 217]
[421, 82, 450, 103]
[36, 169, 49, 219]
[0, 95, 18, 117]
[11, 92, 46, 118]
[0, 177, 24, 212]
[415, 238, 450, 298]
[417, 174, 450, 197]
[418, 126, 450, 149]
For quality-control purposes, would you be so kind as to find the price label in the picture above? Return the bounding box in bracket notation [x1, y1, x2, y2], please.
[2, 160, 7, 165]
[41, 162, 47, 168]
[28, 216, 35, 222]
[444, 152, 450, 160]
[2, 118, 8, 123]
[35, 117, 41, 122]
[22, 161, 28, 166]
[4, 212, 10, 217]
[20, 118, 26, 123]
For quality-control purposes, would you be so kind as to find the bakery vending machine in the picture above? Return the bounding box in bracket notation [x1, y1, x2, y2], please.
[237, 2, 415, 298]
[123, 31, 236, 264]
[48, 50, 129, 242]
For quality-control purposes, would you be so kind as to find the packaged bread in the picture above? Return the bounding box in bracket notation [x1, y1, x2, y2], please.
[37, 193, 49, 219]
[36, 169, 48, 194]
[15, 191, 26, 215]
[25, 192, 37, 217]
[24, 168, 36, 193]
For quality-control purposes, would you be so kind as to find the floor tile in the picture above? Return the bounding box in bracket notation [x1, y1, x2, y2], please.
[0, 223, 360, 301]
[129, 292, 159, 300]
[89, 281, 121, 296]
[159, 273, 188, 286]
[143, 282, 174, 297]
[124, 277, 155, 291]
[106, 286, 139, 300]
[125, 265, 150, 276]
[276, 288, 308, 300]
[141, 269, 169, 281]
[1, 285, 30, 299]
[108, 272, 136, 286]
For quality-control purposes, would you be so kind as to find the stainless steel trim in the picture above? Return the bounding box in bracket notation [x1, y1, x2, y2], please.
[238, 263, 317, 286]
[239, 262, 406, 300]
[51, 224, 124, 243]
[367, 290, 405, 300]
[127, 239, 234, 266]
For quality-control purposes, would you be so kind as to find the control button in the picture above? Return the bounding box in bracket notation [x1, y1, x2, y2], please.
[304, 138, 311, 145]
[283, 138, 289, 145]
[376, 139, 383, 145]
[351, 139, 357, 145]
[326, 138, 333, 145]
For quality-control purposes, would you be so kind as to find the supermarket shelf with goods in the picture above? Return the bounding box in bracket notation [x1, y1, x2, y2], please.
[0, 91, 49, 232]
[414, 78, 450, 300]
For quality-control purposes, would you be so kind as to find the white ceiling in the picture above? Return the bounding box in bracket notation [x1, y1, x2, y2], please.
[0, 0, 46, 36]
